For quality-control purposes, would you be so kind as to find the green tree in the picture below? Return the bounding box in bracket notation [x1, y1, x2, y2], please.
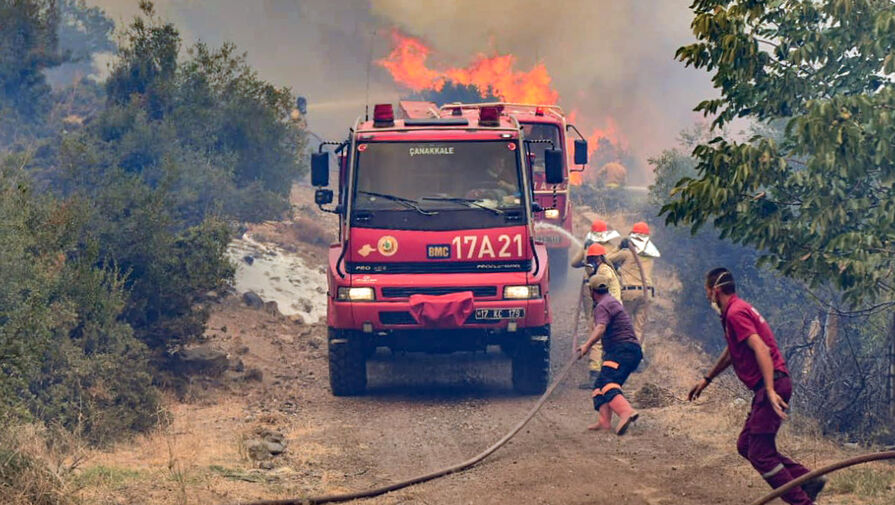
[0, 0, 65, 144]
[102, 2, 306, 220]
[666, 0, 895, 305]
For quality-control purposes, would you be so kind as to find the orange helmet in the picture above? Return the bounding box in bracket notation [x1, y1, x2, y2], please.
[586, 243, 607, 257]
[590, 219, 608, 233]
[631, 221, 650, 235]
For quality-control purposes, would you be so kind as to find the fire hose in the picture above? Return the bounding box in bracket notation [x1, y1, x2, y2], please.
[226, 354, 895, 505]
[749, 450, 895, 505]
[229, 352, 583, 505]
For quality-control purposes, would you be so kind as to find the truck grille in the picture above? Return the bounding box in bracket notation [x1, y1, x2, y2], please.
[379, 311, 417, 325]
[381, 286, 497, 299]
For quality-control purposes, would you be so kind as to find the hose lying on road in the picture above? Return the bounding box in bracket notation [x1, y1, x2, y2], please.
[749, 450, 895, 505]
[229, 353, 582, 505]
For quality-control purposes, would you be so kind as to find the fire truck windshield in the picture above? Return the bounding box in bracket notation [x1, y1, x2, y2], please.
[521, 123, 561, 173]
[352, 141, 525, 230]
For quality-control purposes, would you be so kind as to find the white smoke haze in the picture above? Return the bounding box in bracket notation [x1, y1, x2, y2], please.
[86, 0, 714, 183]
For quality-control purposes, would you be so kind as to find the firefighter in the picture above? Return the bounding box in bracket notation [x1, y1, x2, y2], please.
[570, 219, 621, 270]
[606, 221, 659, 348]
[688, 268, 826, 504]
[577, 270, 642, 435]
[571, 242, 622, 386]
[571, 223, 621, 385]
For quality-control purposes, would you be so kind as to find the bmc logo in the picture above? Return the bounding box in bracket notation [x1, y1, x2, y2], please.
[427, 244, 451, 259]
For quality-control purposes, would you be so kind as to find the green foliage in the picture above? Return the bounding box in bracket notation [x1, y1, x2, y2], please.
[0, 0, 65, 144]
[104, 3, 306, 208]
[647, 128, 812, 353]
[666, 0, 895, 306]
[0, 157, 160, 442]
[54, 134, 235, 351]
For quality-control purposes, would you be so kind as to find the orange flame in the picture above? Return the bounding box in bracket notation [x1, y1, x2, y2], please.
[378, 30, 559, 104]
[378, 31, 444, 92]
[379, 30, 627, 186]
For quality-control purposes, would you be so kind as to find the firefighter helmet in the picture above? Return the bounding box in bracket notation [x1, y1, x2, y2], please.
[590, 219, 608, 233]
[586, 243, 607, 257]
[631, 222, 650, 235]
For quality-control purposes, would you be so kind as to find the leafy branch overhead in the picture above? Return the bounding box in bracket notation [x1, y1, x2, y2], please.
[665, 0, 895, 305]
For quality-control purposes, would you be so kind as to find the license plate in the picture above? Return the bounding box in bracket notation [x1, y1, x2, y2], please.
[475, 308, 525, 320]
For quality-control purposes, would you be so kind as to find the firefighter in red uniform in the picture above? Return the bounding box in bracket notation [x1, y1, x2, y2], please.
[577, 271, 641, 436]
[688, 268, 826, 504]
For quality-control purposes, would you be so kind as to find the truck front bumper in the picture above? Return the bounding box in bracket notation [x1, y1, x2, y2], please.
[329, 297, 550, 332]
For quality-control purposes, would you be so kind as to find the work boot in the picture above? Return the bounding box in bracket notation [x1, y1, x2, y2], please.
[587, 404, 612, 431]
[802, 476, 827, 503]
[608, 394, 639, 436]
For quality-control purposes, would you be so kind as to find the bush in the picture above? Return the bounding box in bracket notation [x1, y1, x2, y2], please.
[0, 157, 160, 442]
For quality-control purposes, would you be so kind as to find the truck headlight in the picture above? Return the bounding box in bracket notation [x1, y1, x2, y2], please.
[503, 285, 541, 299]
[337, 287, 375, 301]
[544, 208, 560, 219]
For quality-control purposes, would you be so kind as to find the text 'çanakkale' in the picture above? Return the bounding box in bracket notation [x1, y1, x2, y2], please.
[409, 146, 455, 157]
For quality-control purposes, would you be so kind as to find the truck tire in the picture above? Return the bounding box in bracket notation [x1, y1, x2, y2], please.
[512, 329, 550, 395]
[549, 248, 569, 286]
[328, 329, 367, 396]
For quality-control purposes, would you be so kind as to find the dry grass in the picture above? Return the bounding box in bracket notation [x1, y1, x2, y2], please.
[829, 466, 895, 499]
[0, 424, 89, 505]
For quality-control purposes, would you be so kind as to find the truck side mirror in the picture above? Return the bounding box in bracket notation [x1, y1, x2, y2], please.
[545, 149, 563, 185]
[315, 189, 334, 206]
[311, 152, 330, 187]
[574, 139, 588, 165]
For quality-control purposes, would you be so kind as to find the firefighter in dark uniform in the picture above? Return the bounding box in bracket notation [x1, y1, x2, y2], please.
[688, 268, 827, 504]
[577, 270, 642, 435]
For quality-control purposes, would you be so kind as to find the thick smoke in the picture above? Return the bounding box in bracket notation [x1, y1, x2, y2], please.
[87, 0, 712, 183]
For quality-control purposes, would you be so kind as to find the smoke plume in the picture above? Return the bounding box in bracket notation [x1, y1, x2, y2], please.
[86, 0, 712, 184]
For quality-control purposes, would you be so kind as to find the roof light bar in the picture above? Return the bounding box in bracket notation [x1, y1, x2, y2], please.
[479, 106, 500, 127]
[373, 103, 395, 127]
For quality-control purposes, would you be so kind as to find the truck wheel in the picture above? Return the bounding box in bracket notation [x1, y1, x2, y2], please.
[512, 329, 550, 395]
[328, 329, 367, 396]
[549, 248, 569, 286]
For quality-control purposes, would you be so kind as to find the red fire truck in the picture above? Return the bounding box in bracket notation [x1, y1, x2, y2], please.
[311, 104, 564, 396]
[438, 103, 588, 283]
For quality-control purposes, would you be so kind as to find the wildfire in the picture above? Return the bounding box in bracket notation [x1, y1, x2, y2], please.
[378, 30, 558, 104]
[378, 31, 443, 92]
[378, 30, 627, 185]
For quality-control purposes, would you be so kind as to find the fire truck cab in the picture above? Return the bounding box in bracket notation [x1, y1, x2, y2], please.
[311, 104, 563, 396]
[438, 103, 588, 284]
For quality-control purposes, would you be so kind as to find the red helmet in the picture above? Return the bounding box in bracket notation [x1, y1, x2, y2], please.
[586, 243, 607, 257]
[631, 221, 650, 235]
[590, 219, 608, 233]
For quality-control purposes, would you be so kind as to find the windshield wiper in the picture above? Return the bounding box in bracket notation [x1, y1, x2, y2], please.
[421, 196, 505, 215]
[357, 190, 438, 216]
